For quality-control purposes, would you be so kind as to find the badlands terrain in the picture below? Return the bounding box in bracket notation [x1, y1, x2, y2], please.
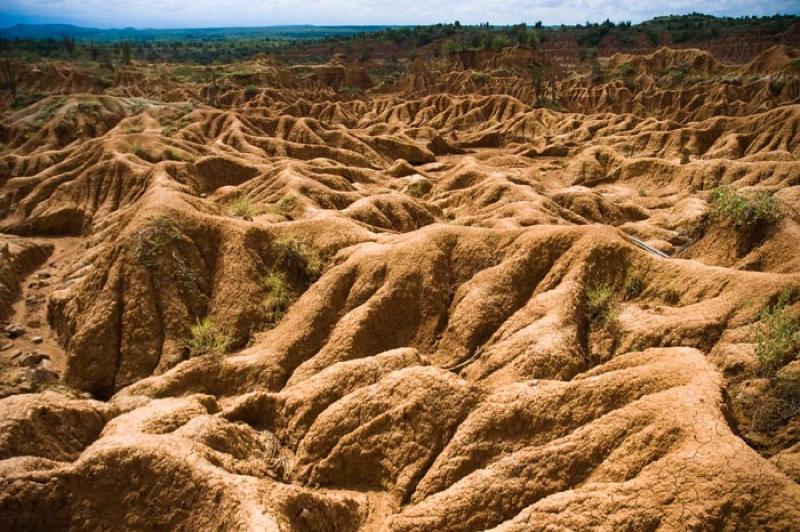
[1, 37, 800, 530]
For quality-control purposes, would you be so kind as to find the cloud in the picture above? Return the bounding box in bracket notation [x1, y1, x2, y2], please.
[1, 0, 798, 28]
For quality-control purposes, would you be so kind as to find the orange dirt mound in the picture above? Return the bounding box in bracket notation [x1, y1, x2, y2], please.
[1, 45, 800, 530]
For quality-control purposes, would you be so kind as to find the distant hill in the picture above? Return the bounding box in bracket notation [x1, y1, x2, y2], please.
[0, 23, 396, 42]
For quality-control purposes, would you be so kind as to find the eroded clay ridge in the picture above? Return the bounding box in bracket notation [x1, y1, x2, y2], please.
[1, 45, 800, 530]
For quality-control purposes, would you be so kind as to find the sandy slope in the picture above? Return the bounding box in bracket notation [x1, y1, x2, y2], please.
[1, 45, 800, 530]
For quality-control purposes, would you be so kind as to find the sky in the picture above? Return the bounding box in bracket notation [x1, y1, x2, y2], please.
[1, 0, 799, 29]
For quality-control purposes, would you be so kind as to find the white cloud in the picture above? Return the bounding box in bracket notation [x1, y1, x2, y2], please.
[1, 0, 798, 28]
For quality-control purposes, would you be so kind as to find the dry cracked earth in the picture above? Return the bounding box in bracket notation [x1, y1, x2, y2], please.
[1, 45, 800, 530]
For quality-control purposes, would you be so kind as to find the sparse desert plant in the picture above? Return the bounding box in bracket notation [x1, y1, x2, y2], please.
[183, 317, 231, 357]
[263, 271, 296, 323]
[624, 272, 644, 300]
[471, 72, 490, 85]
[171, 258, 196, 292]
[244, 85, 259, 99]
[230, 196, 257, 218]
[135, 215, 181, 267]
[268, 193, 297, 216]
[753, 291, 800, 377]
[77, 99, 103, 113]
[710, 185, 778, 228]
[162, 125, 178, 137]
[663, 285, 680, 305]
[274, 236, 322, 280]
[128, 142, 148, 159]
[124, 124, 144, 134]
[130, 99, 146, 114]
[585, 282, 617, 327]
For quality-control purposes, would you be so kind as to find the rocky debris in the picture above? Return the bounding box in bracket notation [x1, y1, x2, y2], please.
[30, 336, 43, 345]
[18, 352, 49, 368]
[3, 324, 24, 339]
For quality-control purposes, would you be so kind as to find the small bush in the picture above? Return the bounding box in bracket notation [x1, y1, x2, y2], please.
[663, 285, 680, 305]
[585, 283, 617, 327]
[624, 272, 644, 300]
[135, 215, 181, 267]
[244, 85, 259, 99]
[753, 291, 800, 377]
[128, 142, 148, 159]
[710, 185, 778, 228]
[171, 258, 196, 293]
[124, 124, 143, 134]
[183, 317, 231, 357]
[471, 72, 490, 85]
[230, 196, 257, 218]
[130, 100, 146, 114]
[273, 193, 297, 214]
[274, 236, 322, 281]
[263, 271, 296, 323]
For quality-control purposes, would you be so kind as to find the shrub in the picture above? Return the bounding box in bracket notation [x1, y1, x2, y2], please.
[135, 215, 181, 267]
[128, 142, 148, 159]
[274, 236, 322, 280]
[171, 258, 196, 293]
[276, 193, 297, 212]
[753, 291, 800, 377]
[244, 85, 259, 99]
[663, 285, 680, 305]
[130, 99, 146, 114]
[230, 196, 257, 218]
[710, 185, 778, 228]
[471, 72, 490, 85]
[585, 283, 617, 327]
[624, 272, 644, 300]
[263, 271, 296, 323]
[183, 317, 231, 357]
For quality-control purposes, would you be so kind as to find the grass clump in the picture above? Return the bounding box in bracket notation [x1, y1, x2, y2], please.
[263, 271, 296, 323]
[230, 196, 257, 218]
[183, 317, 231, 357]
[663, 285, 681, 305]
[753, 290, 800, 378]
[710, 185, 778, 228]
[585, 283, 617, 328]
[274, 236, 322, 281]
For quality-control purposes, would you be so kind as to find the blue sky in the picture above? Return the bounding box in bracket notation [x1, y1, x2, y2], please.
[1, 0, 799, 28]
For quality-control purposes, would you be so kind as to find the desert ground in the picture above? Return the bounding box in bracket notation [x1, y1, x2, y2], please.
[1, 31, 800, 530]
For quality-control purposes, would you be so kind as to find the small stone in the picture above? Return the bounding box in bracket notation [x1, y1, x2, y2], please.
[25, 296, 39, 305]
[27, 319, 41, 328]
[37, 271, 51, 279]
[19, 352, 48, 368]
[0, 342, 12, 351]
[10, 349, 23, 359]
[4, 324, 24, 339]
[27, 366, 59, 385]
[31, 336, 44, 345]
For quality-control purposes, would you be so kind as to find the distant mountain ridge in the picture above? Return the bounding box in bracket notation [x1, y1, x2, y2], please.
[0, 23, 395, 41]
